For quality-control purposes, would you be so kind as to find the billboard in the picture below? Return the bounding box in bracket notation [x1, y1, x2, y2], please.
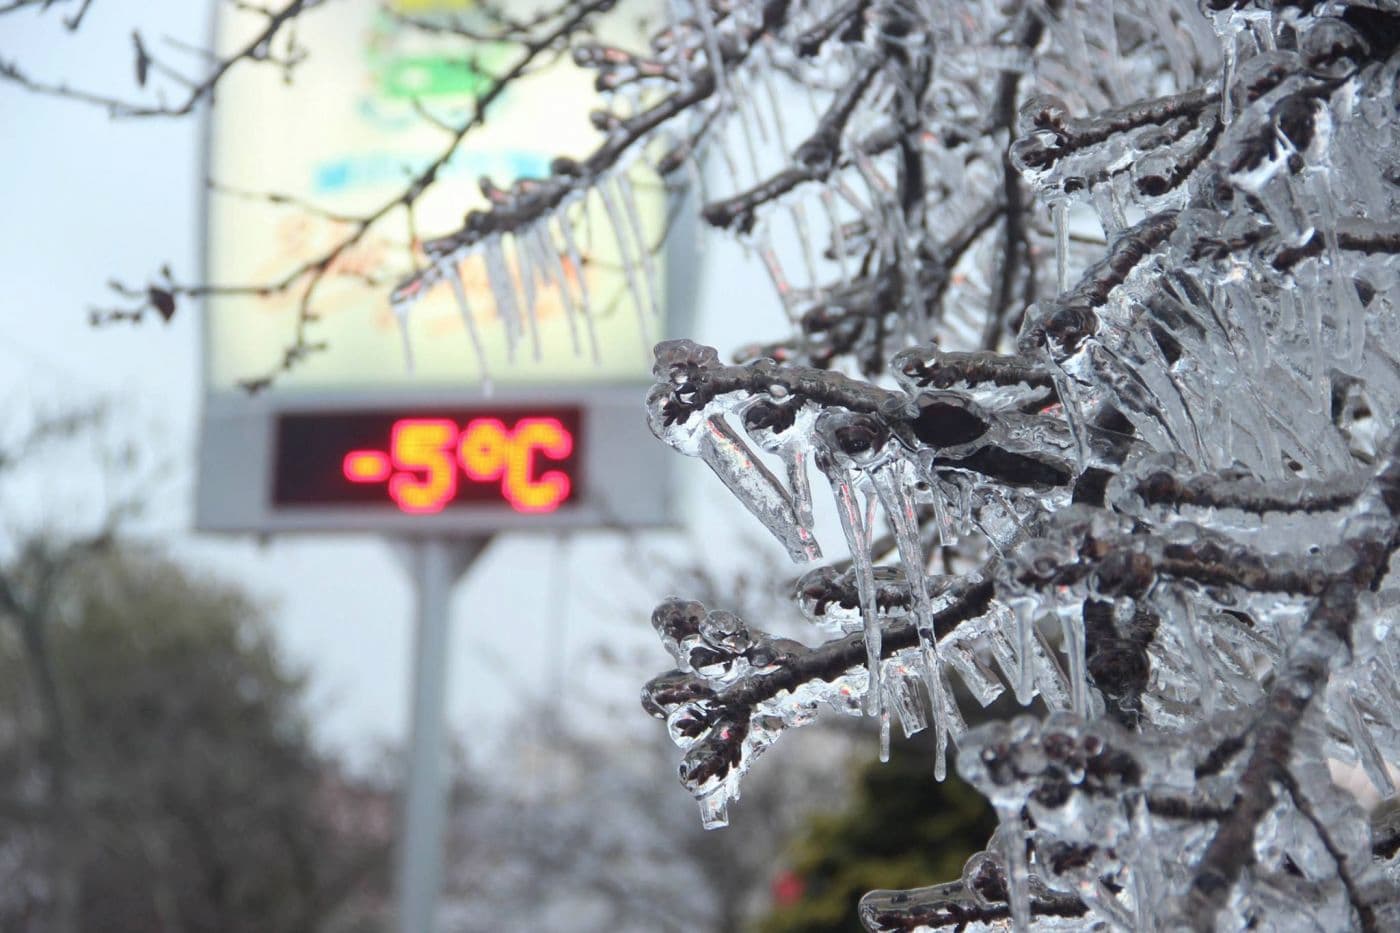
[196, 0, 689, 533]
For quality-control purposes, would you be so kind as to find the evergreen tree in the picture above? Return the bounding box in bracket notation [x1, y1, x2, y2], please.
[758, 733, 995, 933]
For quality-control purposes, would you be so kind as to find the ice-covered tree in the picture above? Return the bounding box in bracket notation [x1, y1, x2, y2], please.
[10, 0, 1400, 929]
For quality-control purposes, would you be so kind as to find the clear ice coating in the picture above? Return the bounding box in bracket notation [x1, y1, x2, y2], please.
[377, 0, 1400, 929]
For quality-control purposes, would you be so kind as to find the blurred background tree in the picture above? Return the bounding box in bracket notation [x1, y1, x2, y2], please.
[0, 543, 394, 932]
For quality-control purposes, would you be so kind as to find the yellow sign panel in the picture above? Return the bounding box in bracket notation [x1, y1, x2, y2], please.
[205, 0, 664, 391]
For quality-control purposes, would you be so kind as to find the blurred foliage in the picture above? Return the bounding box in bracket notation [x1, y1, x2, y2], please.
[0, 545, 390, 932]
[755, 731, 996, 933]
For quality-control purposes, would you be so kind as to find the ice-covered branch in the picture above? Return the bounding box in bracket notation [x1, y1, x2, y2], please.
[0, 0, 326, 118]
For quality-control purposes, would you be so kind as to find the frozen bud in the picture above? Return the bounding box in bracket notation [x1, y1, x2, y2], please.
[1133, 149, 1180, 199]
[588, 108, 621, 132]
[961, 850, 1009, 906]
[1299, 17, 1369, 80]
[652, 339, 721, 382]
[742, 397, 800, 445]
[687, 643, 741, 684]
[651, 597, 708, 665]
[699, 609, 752, 653]
[678, 717, 747, 796]
[1089, 548, 1157, 600]
[550, 156, 583, 177]
[906, 393, 990, 450]
[1017, 299, 1099, 358]
[1008, 129, 1063, 174]
[813, 411, 892, 470]
[1172, 206, 1228, 257]
[1009, 735, 1049, 777]
[1016, 94, 1072, 136]
[795, 564, 856, 621]
[1043, 300, 1099, 356]
[571, 43, 605, 67]
[1271, 93, 1323, 157]
[1229, 51, 1302, 112]
[746, 635, 805, 669]
[477, 175, 507, 203]
[1005, 537, 1076, 590]
[890, 345, 946, 389]
[642, 669, 716, 719]
[667, 700, 716, 748]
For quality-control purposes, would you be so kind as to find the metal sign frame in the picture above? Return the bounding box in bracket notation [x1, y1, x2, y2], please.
[194, 379, 686, 534]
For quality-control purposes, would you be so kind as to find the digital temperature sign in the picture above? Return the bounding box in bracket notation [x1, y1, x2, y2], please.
[274, 409, 582, 515]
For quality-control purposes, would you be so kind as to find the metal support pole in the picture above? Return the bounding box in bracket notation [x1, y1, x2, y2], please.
[394, 536, 487, 933]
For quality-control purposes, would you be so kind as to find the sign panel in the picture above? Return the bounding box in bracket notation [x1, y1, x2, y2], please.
[196, 0, 690, 534]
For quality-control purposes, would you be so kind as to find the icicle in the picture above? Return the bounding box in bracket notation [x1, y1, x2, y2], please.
[1220, 32, 1237, 127]
[617, 173, 664, 320]
[1083, 879, 1137, 929]
[1313, 177, 1367, 372]
[828, 472, 883, 717]
[694, 0, 729, 104]
[694, 413, 821, 563]
[698, 793, 729, 830]
[1101, 0, 1122, 92]
[879, 707, 891, 762]
[863, 485, 880, 553]
[512, 234, 543, 362]
[556, 211, 601, 364]
[482, 236, 521, 363]
[742, 398, 822, 558]
[1128, 794, 1162, 928]
[790, 202, 819, 287]
[1045, 364, 1092, 469]
[1000, 809, 1032, 933]
[1052, 201, 1069, 294]
[756, 228, 798, 322]
[731, 75, 766, 185]
[1009, 598, 1036, 706]
[1305, 268, 1328, 407]
[888, 660, 930, 737]
[984, 602, 1029, 700]
[1031, 625, 1072, 710]
[391, 296, 416, 373]
[684, 147, 709, 214]
[527, 225, 580, 359]
[926, 649, 952, 781]
[1173, 591, 1216, 717]
[821, 188, 851, 285]
[1059, 610, 1088, 715]
[867, 455, 956, 773]
[758, 42, 792, 153]
[598, 180, 655, 356]
[1340, 685, 1396, 799]
[447, 266, 492, 393]
[787, 446, 817, 542]
[943, 637, 1005, 707]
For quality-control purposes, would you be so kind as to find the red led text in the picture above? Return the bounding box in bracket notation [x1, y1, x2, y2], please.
[342, 417, 575, 514]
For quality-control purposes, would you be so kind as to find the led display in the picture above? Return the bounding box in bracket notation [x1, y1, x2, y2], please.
[273, 408, 582, 514]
